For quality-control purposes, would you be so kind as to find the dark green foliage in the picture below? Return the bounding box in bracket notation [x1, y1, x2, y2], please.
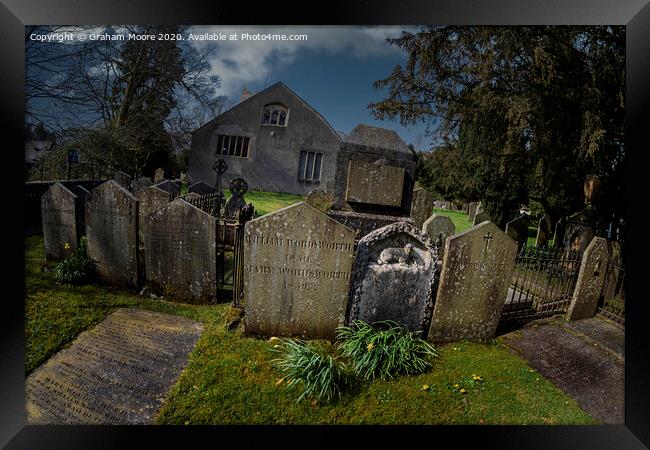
[270, 339, 349, 403]
[54, 237, 93, 284]
[336, 320, 440, 381]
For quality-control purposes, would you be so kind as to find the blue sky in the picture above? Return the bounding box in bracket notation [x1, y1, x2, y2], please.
[188, 26, 433, 150]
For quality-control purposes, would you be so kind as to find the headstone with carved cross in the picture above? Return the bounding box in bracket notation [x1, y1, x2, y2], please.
[225, 178, 248, 218]
[212, 158, 228, 191]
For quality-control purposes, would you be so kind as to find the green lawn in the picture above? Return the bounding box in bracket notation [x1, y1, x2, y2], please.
[25, 234, 594, 424]
[431, 208, 474, 233]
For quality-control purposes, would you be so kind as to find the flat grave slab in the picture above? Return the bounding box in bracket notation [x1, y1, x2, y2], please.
[26, 308, 204, 425]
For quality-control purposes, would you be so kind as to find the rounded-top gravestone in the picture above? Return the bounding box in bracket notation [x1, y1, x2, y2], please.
[422, 214, 456, 251]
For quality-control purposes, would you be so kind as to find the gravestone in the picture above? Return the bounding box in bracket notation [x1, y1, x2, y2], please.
[422, 214, 456, 255]
[145, 199, 217, 304]
[348, 222, 438, 333]
[410, 188, 435, 230]
[327, 210, 415, 241]
[468, 202, 479, 221]
[154, 180, 180, 198]
[473, 209, 490, 226]
[188, 181, 214, 195]
[154, 167, 165, 184]
[131, 176, 153, 194]
[113, 171, 132, 190]
[428, 221, 518, 343]
[224, 178, 248, 218]
[535, 214, 552, 248]
[305, 188, 335, 213]
[243, 202, 356, 339]
[85, 180, 139, 288]
[552, 218, 565, 248]
[566, 237, 609, 321]
[41, 183, 80, 260]
[345, 160, 405, 207]
[136, 186, 172, 245]
[26, 308, 203, 424]
[505, 214, 530, 249]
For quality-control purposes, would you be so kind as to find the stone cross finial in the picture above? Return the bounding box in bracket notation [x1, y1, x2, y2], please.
[212, 158, 228, 191]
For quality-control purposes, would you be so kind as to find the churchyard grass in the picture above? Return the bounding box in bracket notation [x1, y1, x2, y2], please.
[431, 208, 473, 232]
[235, 190, 303, 216]
[25, 235, 595, 424]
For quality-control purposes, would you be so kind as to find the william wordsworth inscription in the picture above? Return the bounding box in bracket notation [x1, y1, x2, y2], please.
[26, 308, 203, 424]
[243, 202, 356, 339]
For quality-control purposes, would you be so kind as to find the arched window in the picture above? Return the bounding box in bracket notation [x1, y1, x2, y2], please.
[261, 104, 289, 126]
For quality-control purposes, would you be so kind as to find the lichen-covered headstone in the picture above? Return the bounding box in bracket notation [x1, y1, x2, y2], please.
[535, 214, 552, 248]
[85, 180, 138, 288]
[41, 182, 80, 260]
[468, 202, 479, 222]
[188, 181, 214, 195]
[154, 180, 180, 198]
[345, 160, 405, 207]
[136, 186, 172, 245]
[428, 222, 518, 343]
[113, 171, 132, 190]
[305, 188, 335, 213]
[131, 176, 153, 194]
[410, 188, 434, 230]
[224, 177, 248, 218]
[473, 206, 490, 226]
[422, 214, 456, 252]
[348, 222, 438, 333]
[145, 199, 217, 304]
[505, 214, 530, 249]
[243, 202, 356, 339]
[566, 237, 609, 321]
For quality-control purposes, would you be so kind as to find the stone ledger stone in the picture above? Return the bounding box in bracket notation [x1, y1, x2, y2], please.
[410, 188, 435, 230]
[566, 237, 609, 321]
[348, 222, 438, 333]
[422, 214, 456, 251]
[145, 198, 217, 304]
[243, 202, 356, 339]
[345, 160, 405, 207]
[85, 180, 139, 288]
[41, 182, 80, 260]
[428, 221, 518, 343]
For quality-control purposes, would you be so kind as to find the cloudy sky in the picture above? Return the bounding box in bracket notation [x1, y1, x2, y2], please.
[186, 26, 431, 149]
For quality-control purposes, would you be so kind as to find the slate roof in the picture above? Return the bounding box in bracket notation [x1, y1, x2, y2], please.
[343, 124, 410, 153]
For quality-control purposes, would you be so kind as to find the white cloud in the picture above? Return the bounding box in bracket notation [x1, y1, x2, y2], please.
[187, 25, 419, 97]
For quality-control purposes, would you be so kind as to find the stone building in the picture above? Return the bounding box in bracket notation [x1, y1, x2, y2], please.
[187, 82, 416, 204]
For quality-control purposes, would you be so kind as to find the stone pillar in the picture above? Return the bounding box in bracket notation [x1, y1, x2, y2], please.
[566, 237, 609, 321]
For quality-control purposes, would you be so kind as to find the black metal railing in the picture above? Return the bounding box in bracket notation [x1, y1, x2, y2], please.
[598, 261, 625, 325]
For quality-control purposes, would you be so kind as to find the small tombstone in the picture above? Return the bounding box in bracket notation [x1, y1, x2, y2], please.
[422, 214, 455, 254]
[136, 186, 172, 245]
[154, 168, 165, 184]
[552, 218, 565, 248]
[113, 171, 132, 190]
[305, 188, 335, 213]
[410, 188, 435, 230]
[224, 178, 248, 218]
[535, 214, 552, 248]
[505, 214, 530, 249]
[348, 222, 438, 333]
[473, 209, 490, 226]
[85, 180, 138, 288]
[566, 237, 609, 321]
[188, 181, 214, 196]
[243, 202, 356, 339]
[154, 180, 180, 198]
[131, 176, 153, 194]
[428, 222, 518, 343]
[41, 183, 80, 260]
[145, 199, 217, 304]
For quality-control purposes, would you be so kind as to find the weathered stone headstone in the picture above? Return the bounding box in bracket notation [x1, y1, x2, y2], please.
[410, 188, 434, 230]
[243, 202, 356, 339]
[154, 180, 180, 198]
[26, 308, 203, 424]
[505, 214, 530, 249]
[428, 221, 518, 343]
[131, 176, 153, 194]
[41, 183, 80, 260]
[154, 167, 165, 184]
[563, 205, 604, 253]
[136, 186, 172, 245]
[552, 218, 565, 248]
[422, 214, 455, 254]
[113, 171, 132, 190]
[467, 202, 479, 221]
[327, 210, 415, 241]
[345, 160, 405, 207]
[348, 222, 438, 333]
[305, 188, 335, 213]
[535, 214, 552, 248]
[188, 181, 214, 195]
[145, 198, 217, 304]
[85, 180, 139, 288]
[224, 177, 248, 218]
[566, 237, 609, 321]
[473, 209, 490, 226]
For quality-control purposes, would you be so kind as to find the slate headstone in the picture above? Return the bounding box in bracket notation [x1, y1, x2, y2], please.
[552, 218, 565, 248]
[131, 176, 153, 194]
[85, 180, 139, 288]
[535, 214, 552, 248]
[243, 202, 356, 339]
[41, 182, 80, 260]
[410, 188, 435, 230]
[473, 209, 490, 226]
[348, 222, 438, 333]
[113, 171, 132, 190]
[505, 214, 530, 249]
[566, 237, 609, 321]
[345, 160, 405, 207]
[305, 188, 335, 213]
[145, 198, 217, 304]
[154, 180, 180, 198]
[188, 181, 214, 196]
[136, 186, 172, 245]
[428, 221, 518, 343]
[422, 214, 456, 255]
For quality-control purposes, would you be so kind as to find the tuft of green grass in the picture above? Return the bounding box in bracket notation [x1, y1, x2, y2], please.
[336, 320, 439, 381]
[53, 236, 93, 283]
[431, 208, 473, 232]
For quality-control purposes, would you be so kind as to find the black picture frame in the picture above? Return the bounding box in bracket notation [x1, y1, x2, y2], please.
[3, 0, 648, 448]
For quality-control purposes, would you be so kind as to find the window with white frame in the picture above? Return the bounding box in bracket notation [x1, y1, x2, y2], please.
[298, 151, 323, 182]
[261, 104, 288, 126]
[216, 134, 250, 158]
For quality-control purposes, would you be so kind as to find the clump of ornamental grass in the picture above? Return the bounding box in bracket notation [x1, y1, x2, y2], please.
[336, 320, 439, 381]
[54, 237, 93, 284]
[270, 338, 350, 403]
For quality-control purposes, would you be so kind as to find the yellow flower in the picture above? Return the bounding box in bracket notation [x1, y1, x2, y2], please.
[64, 242, 70, 250]
[453, 383, 460, 388]
[268, 336, 281, 343]
[472, 375, 483, 381]
[421, 384, 430, 391]
[366, 342, 375, 352]
[459, 388, 466, 394]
